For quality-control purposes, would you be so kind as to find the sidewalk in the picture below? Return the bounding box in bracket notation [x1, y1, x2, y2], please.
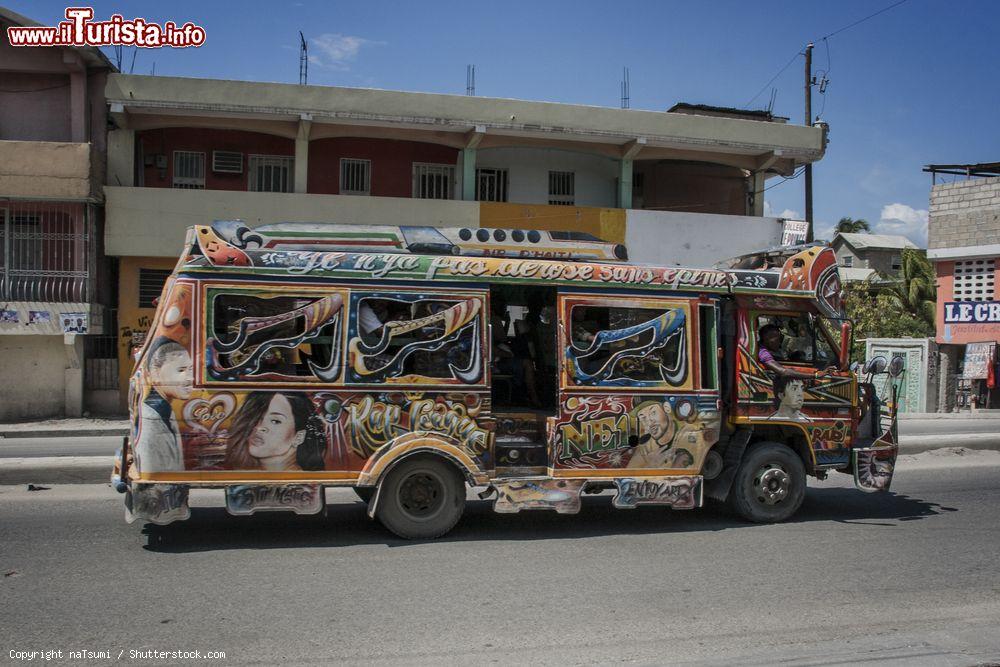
[899, 410, 1000, 420]
[0, 417, 128, 439]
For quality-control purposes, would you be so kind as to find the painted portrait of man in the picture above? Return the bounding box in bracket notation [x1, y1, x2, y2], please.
[627, 400, 693, 468]
[769, 376, 810, 422]
[133, 337, 193, 472]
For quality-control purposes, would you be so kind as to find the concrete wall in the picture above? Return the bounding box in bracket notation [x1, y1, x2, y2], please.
[104, 187, 481, 257]
[929, 178, 1000, 252]
[0, 141, 93, 199]
[0, 335, 72, 420]
[633, 160, 748, 215]
[474, 147, 618, 207]
[0, 73, 72, 141]
[624, 210, 783, 266]
[865, 338, 938, 414]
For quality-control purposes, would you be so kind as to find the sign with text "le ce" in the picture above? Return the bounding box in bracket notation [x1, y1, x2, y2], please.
[944, 301, 1000, 324]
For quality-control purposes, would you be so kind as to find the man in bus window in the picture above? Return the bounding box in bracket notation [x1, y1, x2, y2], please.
[358, 299, 389, 339]
[758, 323, 830, 381]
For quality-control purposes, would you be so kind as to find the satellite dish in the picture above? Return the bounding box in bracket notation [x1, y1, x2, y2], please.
[864, 356, 887, 375]
[888, 356, 905, 377]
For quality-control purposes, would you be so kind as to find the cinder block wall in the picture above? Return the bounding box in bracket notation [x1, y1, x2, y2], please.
[929, 179, 1000, 250]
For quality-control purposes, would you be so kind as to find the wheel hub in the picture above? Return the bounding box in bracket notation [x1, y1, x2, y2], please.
[753, 465, 790, 505]
[398, 472, 444, 518]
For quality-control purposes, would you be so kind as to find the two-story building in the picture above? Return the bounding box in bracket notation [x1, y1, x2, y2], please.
[926, 163, 1000, 411]
[102, 74, 828, 410]
[0, 7, 117, 420]
[831, 232, 918, 282]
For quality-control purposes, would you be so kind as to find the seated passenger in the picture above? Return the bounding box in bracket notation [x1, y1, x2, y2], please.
[758, 323, 833, 381]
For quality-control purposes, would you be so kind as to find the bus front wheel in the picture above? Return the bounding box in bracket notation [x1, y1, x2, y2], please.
[729, 442, 806, 523]
[375, 456, 465, 539]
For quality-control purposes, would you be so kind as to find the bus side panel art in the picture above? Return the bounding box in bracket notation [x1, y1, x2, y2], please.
[551, 294, 721, 474]
[129, 282, 492, 482]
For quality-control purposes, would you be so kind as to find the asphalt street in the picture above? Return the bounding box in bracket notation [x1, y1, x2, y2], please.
[3, 450, 1000, 665]
[0, 417, 998, 458]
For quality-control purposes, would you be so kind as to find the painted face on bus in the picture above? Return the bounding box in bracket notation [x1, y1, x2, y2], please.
[249, 393, 305, 461]
[636, 402, 675, 446]
[149, 344, 193, 401]
[779, 379, 805, 410]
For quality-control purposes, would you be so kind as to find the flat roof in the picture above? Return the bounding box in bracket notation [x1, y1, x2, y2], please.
[106, 74, 825, 165]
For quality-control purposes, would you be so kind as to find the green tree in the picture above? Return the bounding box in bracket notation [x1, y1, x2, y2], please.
[886, 248, 936, 329]
[836, 217, 870, 234]
[842, 248, 936, 361]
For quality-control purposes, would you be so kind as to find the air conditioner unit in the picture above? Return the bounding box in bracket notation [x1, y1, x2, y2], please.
[212, 151, 243, 174]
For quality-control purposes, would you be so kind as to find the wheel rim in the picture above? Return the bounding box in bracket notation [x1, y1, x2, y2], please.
[397, 470, 446, 520]
[752, 463, 791, 505]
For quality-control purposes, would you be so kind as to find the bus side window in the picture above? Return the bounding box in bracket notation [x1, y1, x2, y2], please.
[565, 301, 690, 388]
[348, 292, 485, 385]
[208, 291, 343, 382]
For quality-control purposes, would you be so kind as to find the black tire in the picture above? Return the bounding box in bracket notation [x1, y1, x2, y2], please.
[729, 441, 806, 523]
[352, 487, 374, 504]
[375, 456, 465, 539]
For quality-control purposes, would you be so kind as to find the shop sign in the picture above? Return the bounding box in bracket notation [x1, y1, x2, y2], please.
[944, 301, 1000, 324]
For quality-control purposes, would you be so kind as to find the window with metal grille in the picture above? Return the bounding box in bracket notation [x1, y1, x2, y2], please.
[248, 155, 294, 193]
[340, 158, 371, 195]
[476, 168, 509, 202]
[172, 151, 206, 188]
[953, 259, 996, 302]
[413, 163, 455, 199]
[548, 171, 575, 206]
[212, 150, 243, 174]
[842, 255, 854, 268]
[10, 215, 42, 270]
[891, 254, 902, 271]
[138, 268, 172, 308]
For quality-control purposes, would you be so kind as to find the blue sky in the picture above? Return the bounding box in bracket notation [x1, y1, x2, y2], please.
[10, 0, 1000, 246]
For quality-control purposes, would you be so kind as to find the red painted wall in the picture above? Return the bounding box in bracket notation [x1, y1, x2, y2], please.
[308, 138, 459, 197]
[935, 259, 1000, 344]
[137, 128, 294, 191]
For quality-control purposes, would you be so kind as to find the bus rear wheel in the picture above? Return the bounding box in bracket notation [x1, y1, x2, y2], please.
[729, 441, 805, 523]
[375, 457, 465, 539]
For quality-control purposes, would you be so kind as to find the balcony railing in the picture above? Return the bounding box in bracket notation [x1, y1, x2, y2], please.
[0, 201, 91, 303]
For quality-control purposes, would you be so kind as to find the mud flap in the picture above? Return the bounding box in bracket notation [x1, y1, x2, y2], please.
[853, 443, 898, 493]
[613, 476, 702, 509]
[225, 484, 325, 516]
[493, 479, 585, 514]
[704, 429, 752, 502]
[125, 484, 190, 525]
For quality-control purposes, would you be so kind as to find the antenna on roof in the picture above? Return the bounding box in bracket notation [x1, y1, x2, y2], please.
[466, 65, 476, 96]
[299, 31, 308, 85]
[620, 67, 630, 109]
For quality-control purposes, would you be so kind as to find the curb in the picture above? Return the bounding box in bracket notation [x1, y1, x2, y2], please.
[899, 413, 1000, 420]
[3, 437, 1000, 485]
[0, 428, 128, 439]
[0, 456, 113, 485]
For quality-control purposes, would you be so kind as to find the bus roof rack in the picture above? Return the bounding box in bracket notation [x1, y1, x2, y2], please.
[209, 220, 629, 263]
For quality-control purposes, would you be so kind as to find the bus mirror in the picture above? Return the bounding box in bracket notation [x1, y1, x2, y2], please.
[840, 321, 852, 370]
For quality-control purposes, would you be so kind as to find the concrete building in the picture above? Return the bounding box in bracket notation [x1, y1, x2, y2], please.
[0, 7, 117, 419]
[831, 233, 918, 281]
[926, 163, 1000, 411]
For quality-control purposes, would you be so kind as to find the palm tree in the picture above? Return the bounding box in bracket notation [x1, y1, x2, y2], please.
[885, 248, 936, 330]
[836, 217, 870, 234]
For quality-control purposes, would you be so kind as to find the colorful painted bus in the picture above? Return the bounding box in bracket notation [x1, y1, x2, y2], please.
[112, 221, 898, 538]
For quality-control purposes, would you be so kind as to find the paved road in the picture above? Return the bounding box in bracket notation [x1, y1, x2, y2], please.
[1, 418, 998, 458]
[3, 451, 1000, 665]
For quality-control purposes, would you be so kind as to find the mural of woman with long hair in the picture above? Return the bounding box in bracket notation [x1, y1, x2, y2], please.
[224, 392, 327, 471]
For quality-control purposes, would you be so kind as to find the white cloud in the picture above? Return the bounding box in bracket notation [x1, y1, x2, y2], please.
[309, 33, 380, 71]
[763, 201, 773, 217]
[875, 203, 928, 247]
[779, 208, 801, 220]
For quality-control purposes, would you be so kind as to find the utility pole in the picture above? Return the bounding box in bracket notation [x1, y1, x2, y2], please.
[804, 42, 814, 242]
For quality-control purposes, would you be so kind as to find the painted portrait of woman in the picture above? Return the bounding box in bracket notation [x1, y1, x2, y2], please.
[223, 392, 327, 471]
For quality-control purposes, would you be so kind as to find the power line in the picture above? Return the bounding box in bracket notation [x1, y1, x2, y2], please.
[743, 0, 913, 110]
[819, 0, 911, 41]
